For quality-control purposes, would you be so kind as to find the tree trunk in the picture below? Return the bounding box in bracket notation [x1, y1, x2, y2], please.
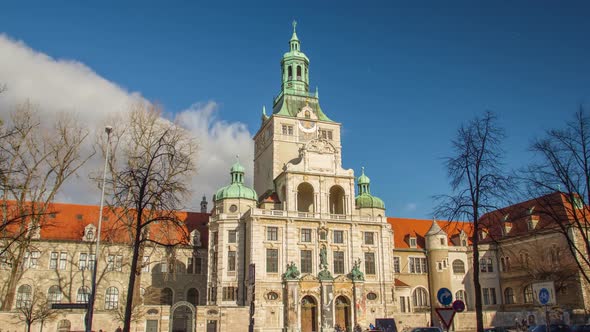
[123, 214, 143, 332]
[2, 244, 26, 311]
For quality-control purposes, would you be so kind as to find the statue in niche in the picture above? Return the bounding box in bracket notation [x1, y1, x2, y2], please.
[318, 245, 333, 280]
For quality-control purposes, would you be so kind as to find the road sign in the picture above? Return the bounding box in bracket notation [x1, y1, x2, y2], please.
[51, 303, 88, 310]
[435, 308, 456, 329]
[437, 288, 453, 306]
[538, 288, 550, 305]
[533, 281, 556, 305]
[452, 300, 465, 313]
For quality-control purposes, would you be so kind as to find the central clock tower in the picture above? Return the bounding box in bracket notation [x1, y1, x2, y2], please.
[253, 22, 347, 203]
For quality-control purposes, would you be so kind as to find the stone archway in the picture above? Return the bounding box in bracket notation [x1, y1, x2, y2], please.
[169, 301, 196, 332]
[301, 295, 318, 332]
[334, 295, 351, 331]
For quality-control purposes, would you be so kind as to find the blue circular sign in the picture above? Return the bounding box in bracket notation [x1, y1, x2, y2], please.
[437, 288, 453, 306]
[539, 288, 550, 305]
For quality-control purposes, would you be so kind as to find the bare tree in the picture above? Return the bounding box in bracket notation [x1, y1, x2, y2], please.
[102, 103, 197, 331]
[434, 111, 509, 332]
[13, 287, 57, 332]
[522, 106, 590, 284]
[0, 102, 91, 310]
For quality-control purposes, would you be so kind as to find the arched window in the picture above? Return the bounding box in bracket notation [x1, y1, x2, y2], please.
[520, 251, 530, 268]
[76, 286, 90, 303]
[455, 290, 467, 308]
[16, 284, 32, 308]
[297, 65, 302, 79]
[47, 285, 62, 304]
[524, 285, 533, 303]
[187, 288, 199, 306]
[288, 66, 293, 80]
[297, 182, 315, 213]
[452, 260, 465, 274]
[504, 288, 515, 304]
[329, 185, 346, 215]
[161, 287, 173, 305]
[105, 287, 119, 310]
[412, 287, 429, 309]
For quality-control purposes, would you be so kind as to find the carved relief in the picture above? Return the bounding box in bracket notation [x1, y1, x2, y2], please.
[305, 139, 336, 154]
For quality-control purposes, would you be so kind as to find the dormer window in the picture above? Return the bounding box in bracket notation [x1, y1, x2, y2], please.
[28, 222, 40, 240]
[84, 224, 96, 242]
[503, 222, 512, 235]
[479, 230, 488, 240]
[409, 237, 417, 248]
[573, 197, 584, 209]
[527, 216, 538, 230]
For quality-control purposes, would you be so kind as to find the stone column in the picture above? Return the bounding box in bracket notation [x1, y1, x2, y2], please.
[321, 280, 334, 332]
[353, 280, 366, 327]
[285, 280, 299, 332]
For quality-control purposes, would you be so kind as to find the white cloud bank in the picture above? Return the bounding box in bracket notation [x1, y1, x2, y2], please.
[0, 34, 253, 211]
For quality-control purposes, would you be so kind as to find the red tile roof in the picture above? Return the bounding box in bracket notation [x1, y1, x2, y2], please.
[387, 217, 473, 249]
[1, 201, 210, 247]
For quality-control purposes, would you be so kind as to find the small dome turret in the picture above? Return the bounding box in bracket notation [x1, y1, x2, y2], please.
[355, 167, 385, 210]
[214, 157, 257, 202]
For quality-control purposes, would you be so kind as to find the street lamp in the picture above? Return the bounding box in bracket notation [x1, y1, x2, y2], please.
[86, 125, 112, 332]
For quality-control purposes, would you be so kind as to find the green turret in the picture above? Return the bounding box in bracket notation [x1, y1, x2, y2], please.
[214, 158, 257, 201]
[355, 167, 385, 209]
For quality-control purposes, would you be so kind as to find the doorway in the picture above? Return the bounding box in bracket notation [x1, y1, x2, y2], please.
[335, 296, 351, 331]
[301, 296, 318, 332]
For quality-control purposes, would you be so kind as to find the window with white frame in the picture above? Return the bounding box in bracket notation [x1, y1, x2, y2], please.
[105, 287, 119, 310]
[266, 249, 278, 273]
[364, 252, 376, 275]
[23, 251, 40, 269]
[333, 230, 344, 244]
[47, 285, 62, 304]
[393, 257, 401, 273]
[267, 227, 278, 241]
[412, 287, 429, 309]
[480, 257, 493, 272]
[77, 287, 90, 303]
[142, 255, 150, 272]
[333, 251, 344, 274]
[107, 255, 123, 272]
[409, 237, 417, 248]
[482, 288, 497, 305]
[301, 250, 312, 273]
[452, 259, 465, 274]
[16, 284, 32, 308]
[282, 124, 294, 136]
[79, 253, 95, 271]
[409, 257, 427, 274]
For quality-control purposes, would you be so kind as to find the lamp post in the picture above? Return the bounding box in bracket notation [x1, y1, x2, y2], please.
[86, 125, 112, 332]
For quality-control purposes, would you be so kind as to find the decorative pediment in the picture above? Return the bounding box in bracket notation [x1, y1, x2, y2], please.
[297, 105, 318, 120]
[299, 274, 319, 282]
[333, 274, 352, 283]
[83, 224, 96, 242]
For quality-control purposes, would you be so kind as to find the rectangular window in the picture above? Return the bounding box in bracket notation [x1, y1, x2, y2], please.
[301, 229, 312, 242]
[333, 251, 345, 274]
[79, 253, 87, 270]
[195, 257, 202, 274]
[282, 125, 294, 136]
[89, 254, 95, 271]
[409, 237, 417, 248]
[23, 251, 39, 269]
[409, 257, 428, 274]
[393, 257, 401, 273]
[142, 256, 150, 272]
[187, 257, 194, 274]
[300, 250, 312, 273]
[228, 251, 236, 272]
[490, 288, 497, 304]
[267, 227, 278, 241]
[480, 258, 493, 272]
[400, 296, 407, 313]
[107, 255, 123, 272]
[160, 261, 168, 273]
[364, 232, 375, 245]
[483, 288, 490, 305]
[365, 252, 376, 275]
[59, 252, 67, 270]
[266, 249, 278, 273]
[0, 249, 12, 269]
[333, 230, 344, 244]
[222, 287, 237, 301]
[228, 230, 237, 243]
[319, 129, 333, 140]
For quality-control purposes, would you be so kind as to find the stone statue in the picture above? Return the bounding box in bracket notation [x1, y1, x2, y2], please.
[319, 245, 328, 270]
[349, 258, 365, 281]
[283, 261, 300, 280]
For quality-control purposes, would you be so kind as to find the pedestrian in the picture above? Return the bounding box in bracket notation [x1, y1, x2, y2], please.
[521, 318, 527, 331]
[515, 318, 520, 331]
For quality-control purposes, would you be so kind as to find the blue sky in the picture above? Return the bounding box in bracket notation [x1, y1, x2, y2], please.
[1, 1, 589, 219]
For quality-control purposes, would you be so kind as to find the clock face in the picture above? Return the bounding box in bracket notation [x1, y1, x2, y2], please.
[298, 120, 316, 133]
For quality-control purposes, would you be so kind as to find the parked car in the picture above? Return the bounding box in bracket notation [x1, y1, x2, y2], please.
[529, 324, 571, 332]
[410, 328, 443, 332]
[571, 325, 590, 332]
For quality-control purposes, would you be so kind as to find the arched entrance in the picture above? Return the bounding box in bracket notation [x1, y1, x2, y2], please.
[301, 296, 318, 332]
[329, 185, 345, 215]
[169, 301, 195, 332]
[297, 183, 315, 213]
[335, 296, 351, 331]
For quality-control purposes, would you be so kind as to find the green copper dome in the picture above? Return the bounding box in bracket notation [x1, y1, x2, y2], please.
[355, 167, 385, 209]
[215, 159, 257, 202]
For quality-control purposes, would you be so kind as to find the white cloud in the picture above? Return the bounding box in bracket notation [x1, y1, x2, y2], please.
[0, 34, 253, 211]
